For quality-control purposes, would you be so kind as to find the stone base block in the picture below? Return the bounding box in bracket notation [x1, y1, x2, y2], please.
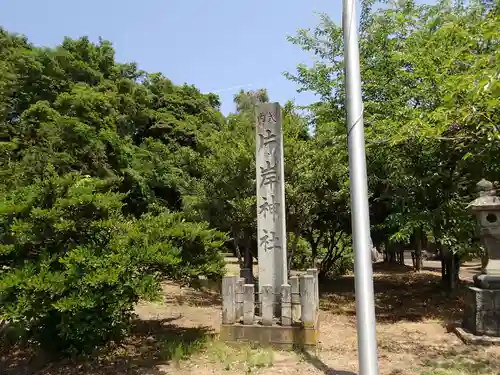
[474, 274, 500, 289]
[454, 326, 500, 346]
[220, 318, 320, 349]
[463, 286, 500, 337]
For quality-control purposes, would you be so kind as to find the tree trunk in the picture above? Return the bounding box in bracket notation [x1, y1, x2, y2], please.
[288, 226, 301, 273]
[422, 235, 428, 252]
[414, 228, 423, 271]
[440, 246, 446, 281]
[441, 246, 450, 284]
[311, 243, 319, 269]
[440, 247, 460, 292]
[449, 252, 460, 292]
[388, 242, 397, 263]
[306, 230, 324, 272]
[232, 234, 244, 268]
[449, 253, 456, 291]
[243, 236, 253, 269]
[241, 235, 254, 284]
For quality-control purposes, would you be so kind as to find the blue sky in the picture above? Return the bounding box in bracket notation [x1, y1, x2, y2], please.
[0, 0, 342, 114]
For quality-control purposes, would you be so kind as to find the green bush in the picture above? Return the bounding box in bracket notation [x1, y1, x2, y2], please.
[289, 234, 313, 270]
[0, 173, 225, 355]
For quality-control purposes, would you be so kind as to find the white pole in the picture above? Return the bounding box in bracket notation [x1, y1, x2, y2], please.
[342, 0, 380, 373]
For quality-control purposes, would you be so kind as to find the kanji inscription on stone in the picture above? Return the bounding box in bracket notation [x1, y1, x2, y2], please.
[255, 102, 288, 300]
[260, 160, 278, 189]
[259, 229, 282, 253]
[258, 195, 280, 221]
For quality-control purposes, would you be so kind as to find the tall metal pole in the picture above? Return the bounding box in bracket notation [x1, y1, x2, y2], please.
[342, 0, 380, 374]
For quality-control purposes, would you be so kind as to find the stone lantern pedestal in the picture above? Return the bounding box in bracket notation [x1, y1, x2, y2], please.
[456, 179, 500, 344]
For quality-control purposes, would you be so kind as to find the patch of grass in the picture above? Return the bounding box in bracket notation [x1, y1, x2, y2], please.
[160, 335, 275, 372]
[421, 356, 498, 375]
[421, 371, 470, 375]
[205, 340, 274, 372]
[160, 334, 211, 368]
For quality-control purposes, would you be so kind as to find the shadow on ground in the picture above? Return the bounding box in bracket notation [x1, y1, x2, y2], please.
[421, 264, 481, 282]
[417, 345, 500, 374]
[299, 350, 357, 375]
[385, 340, 500, 375]
[0, 317, 214, 375]
[160, 280, 222, 308]
[164, 288, 222, 307]
[320, 263, 466, 323]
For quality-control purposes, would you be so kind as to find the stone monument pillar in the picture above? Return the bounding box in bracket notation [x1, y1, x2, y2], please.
[255, 102, 288, 302]
[219, 102, 319, 349]
[458, 179, 500, 343]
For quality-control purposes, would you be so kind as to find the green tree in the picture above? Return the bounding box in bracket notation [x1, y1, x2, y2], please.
[286, 0, 499, 287]
[0, 29, 227, 354]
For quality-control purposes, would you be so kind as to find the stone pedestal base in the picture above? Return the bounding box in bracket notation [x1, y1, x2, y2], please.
[220, 270, 320, 349]
[454, 326, 500, 345]
[220, 317, 320, 349]
[462, 286, 500, 337]
[474, 273, 500, 289]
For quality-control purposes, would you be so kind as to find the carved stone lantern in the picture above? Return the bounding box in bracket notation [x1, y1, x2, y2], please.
[460, 179, 500, 340]
[467, 179, 500, 289]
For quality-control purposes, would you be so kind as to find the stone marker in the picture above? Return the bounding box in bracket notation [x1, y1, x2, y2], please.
[219, 105, 320, 349]
[290, 275, 301, 322]
[261, 285, 274, 326]
[300, 274, 315, 327]
[222, 276, 237, 324]
[307, 268, 319, 311]
[281, 284, 292, 326]
[243, 284, 255, 325]
[235, 277, 245, 321]
[255, 103, 288, 303]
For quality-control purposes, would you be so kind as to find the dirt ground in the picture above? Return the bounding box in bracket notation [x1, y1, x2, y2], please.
[2, 263, 500, 375]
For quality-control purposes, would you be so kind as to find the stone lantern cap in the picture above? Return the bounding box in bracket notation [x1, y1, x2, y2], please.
[467, 179, 500, 213]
